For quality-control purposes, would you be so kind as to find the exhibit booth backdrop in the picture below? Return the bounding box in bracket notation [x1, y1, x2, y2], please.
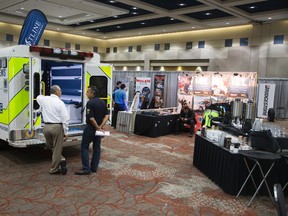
[113, 71, 287, 118]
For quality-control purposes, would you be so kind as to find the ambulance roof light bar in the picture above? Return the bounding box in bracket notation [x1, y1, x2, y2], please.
[29, 46, 94, 60]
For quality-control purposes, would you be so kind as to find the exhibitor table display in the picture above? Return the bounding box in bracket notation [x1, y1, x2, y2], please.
[134, 110, 179, 137]
[193, 132, 288, 197]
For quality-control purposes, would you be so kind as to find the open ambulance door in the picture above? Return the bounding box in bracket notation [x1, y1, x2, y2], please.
[7, 57, 44, 147]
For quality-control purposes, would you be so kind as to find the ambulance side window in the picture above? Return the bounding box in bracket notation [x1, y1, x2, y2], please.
[90, 76, 108, 101]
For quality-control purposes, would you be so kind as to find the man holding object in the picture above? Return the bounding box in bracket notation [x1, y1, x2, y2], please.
[75, 86, 109, 175]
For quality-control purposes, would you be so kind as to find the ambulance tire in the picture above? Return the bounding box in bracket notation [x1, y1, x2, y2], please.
[0, 139, 8, 150]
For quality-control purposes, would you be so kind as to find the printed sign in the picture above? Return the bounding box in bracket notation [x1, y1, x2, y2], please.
[257, 83, 275, 118]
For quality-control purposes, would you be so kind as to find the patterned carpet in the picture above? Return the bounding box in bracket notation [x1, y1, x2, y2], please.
[0, 128, 284, 216]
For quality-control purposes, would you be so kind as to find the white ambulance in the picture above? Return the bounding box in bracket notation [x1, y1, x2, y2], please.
[0, 45, 112, 148]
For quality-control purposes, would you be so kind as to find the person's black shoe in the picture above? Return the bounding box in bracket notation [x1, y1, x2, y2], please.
[50, 169, 61, 175]
[60, 160, 67, 175]
[74, 170, 90, 175]
[90, 169, 97, 174]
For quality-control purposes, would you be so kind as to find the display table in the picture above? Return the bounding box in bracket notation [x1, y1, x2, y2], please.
[193, 134, 288, 196]
[134, 113, 179, 137]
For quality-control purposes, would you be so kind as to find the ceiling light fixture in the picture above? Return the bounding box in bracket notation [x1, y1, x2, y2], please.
[170, 18, 174, 21]
[178, 3, 186, 7]
[140, 22, 146, 25]
[249, 6, 256, 9]
[132, 7, 137, 10]
[268, 17, 272, 20]
[108, 0, 116, 3]
[116, 26, 121, 28]
[205, 12, 212, 16]
[226, 22, 230, 25]
[131, 12, 138, 15]
[113, 15, 118, 18]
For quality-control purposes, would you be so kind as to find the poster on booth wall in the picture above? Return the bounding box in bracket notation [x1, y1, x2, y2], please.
[228, 76, 249, 98]
[178, 75, 193, 94]
[154, 75, 165, 108]
[136, 77, 151, 109]
[193, 75, 211, 95]
[257, 83, 276, 118]
[193, 95, 211, 112]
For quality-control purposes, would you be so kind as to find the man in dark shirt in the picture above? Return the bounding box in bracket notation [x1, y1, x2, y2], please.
[75, 86, 109, 175]
[175, 102, 196, 137]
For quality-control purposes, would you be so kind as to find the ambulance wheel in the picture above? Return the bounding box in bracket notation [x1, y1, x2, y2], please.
[0, 140, 8, 150]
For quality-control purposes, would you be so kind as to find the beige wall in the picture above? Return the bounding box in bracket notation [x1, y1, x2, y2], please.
[0, 20, 287, 78]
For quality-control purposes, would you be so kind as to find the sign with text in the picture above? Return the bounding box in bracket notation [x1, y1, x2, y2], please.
[257, 83, 275, 118]
[18, 9, 48, 46]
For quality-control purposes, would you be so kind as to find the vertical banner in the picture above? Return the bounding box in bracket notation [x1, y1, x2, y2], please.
[257, 83, 276, 118]
[135, 77, 151, 109]
[154, 75, 165, 108]
[18, 9, 48, 46]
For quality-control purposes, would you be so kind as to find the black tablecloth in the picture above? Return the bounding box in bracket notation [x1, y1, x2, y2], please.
[193, 134, 288, 196]
[134, 113, 179, 137]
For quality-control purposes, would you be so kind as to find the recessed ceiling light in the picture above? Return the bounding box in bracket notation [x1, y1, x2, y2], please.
[268, 17, 272, 20]
[178, 3, 186, 6]
[116, 26, 121, 28]
[59, 15, 62, 18]
[140, 22, 146, 25]
[86, 14, 91, 17]
[226, 22, 230, 25]
[109, 0, 116, 3]
[205, 12, 212, 16]
[132, 7, 137, 10]
[113, 15, 118, 18]
[170, 18, 174, 21]
[15, 10, 23, 14]
[131, 12, 138, 15]
[96, 29, 100, 31]
[249, 6, 256, 9]
[57, 28, 60, 30]
[163, 29, 166, 32]
[192, 26, 195, 29]
[20, 7, 24, 10]
[90, 20, 94, 22]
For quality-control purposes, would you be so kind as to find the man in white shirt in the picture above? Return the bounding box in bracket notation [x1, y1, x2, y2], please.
[36, 85, 69, 175]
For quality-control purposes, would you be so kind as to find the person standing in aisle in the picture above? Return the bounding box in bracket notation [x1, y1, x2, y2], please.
[112, 83, 127, 129]
[75, 86, 109, 175]
[36, 85, 69, 175]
